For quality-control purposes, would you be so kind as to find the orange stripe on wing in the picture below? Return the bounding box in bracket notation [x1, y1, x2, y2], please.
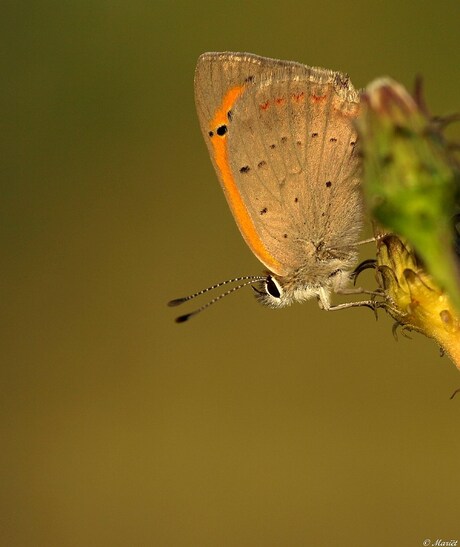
[209, 85, 283, 275]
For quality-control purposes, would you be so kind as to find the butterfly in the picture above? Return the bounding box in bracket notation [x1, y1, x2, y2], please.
[170, 52, 373, 322]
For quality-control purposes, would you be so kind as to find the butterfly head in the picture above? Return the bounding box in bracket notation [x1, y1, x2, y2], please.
[254, 263, 353, 309]
[253, 273, 319, 308]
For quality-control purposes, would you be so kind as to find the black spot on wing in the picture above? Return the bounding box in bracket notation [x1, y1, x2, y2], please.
[216, 125, 227, 136]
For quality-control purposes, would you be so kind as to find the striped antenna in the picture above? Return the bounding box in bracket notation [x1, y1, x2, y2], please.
[168, 275, 266, 322]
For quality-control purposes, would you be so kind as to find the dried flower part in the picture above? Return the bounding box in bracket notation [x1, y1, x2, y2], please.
[357, 78, 460, 311]
[376, 233, 460, 369]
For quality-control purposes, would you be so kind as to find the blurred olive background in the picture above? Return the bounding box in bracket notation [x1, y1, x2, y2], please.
[2, 1, 459, 546]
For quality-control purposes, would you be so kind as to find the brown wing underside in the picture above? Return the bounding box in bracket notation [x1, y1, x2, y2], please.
[195, 52, 362, 275]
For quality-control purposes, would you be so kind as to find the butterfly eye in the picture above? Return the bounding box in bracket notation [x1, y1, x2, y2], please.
[265, 276, 282, 298]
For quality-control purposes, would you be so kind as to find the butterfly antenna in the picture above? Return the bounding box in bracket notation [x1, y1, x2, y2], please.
[171, 277, 265, 323]
[168, 276, 264, 306]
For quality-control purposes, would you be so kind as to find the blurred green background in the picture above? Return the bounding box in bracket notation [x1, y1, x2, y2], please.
[2, 1, 459, 546]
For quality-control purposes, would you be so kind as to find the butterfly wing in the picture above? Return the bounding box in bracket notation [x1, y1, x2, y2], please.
[195, 52, 362, 278]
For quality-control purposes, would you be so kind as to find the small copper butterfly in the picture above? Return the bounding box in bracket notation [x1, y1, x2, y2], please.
[169, 52, 374, 322]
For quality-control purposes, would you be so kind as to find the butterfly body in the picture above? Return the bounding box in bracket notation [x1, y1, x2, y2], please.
[194, 52, 363, 310]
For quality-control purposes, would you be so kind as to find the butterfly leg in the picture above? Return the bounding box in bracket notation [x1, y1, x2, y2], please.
[317, 287, 332, 310]
[357, 237, 377, 245]
[337, 287, 383, 297]
[317, 286, 380, 313]
[357, 232, 390, 245]
[326, 300, 379, 312]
